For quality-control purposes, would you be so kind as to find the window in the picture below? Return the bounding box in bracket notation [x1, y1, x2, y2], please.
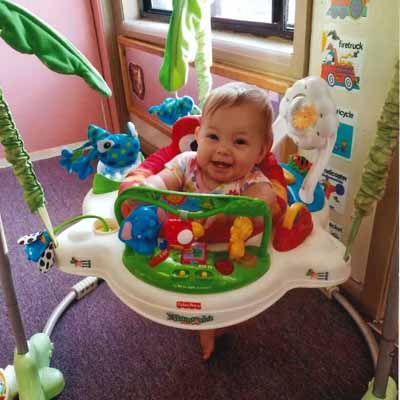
[114, 0, 312, 80]
[142, 0, 296, 38]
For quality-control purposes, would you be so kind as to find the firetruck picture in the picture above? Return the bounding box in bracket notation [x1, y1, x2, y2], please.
[321, 44, 360, 91]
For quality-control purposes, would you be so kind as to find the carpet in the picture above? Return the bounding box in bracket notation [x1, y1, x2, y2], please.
[0, 157, 396, 400]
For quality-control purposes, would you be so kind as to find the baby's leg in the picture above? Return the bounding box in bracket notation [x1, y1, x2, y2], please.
[198, 328, 228, 360]
[199, 329, 216, 360]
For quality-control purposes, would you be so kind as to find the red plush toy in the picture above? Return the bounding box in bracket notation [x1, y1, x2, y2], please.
[119, 116, 201, 217]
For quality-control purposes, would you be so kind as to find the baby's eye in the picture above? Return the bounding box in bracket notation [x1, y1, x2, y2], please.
[97, 139, 114, 153]
[234, 138, 248, 145]
[206, 134, 219, 141]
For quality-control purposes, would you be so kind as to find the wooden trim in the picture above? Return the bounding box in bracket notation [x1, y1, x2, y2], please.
[294, 0, 313, 77]
[139, 136, 162, 157]
[118, 40, 133, 113]
[118, 36, 164, 57]
[88, 0, 117, 132]
[129, 108, 172, 136]
[210, 63, 294, 94]
[341, 147, 399, 323]
[359, 146, 399, 320]
[117, 35, 294, 95]
[96, 0, 132, 131]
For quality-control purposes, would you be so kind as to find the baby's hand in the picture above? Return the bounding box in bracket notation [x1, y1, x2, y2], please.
[201, 214, 225, 229]
[120, 175, 165, 218]
[203, 214, 234, 231]
[195, 215, 234, 243]
[143, 174, 166, 190]
[203, 215, 220, 230]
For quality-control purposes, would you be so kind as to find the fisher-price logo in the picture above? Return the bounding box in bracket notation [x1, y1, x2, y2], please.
[176, 301, 202, 310]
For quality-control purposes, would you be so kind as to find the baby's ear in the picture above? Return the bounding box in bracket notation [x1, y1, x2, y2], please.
[257, 148, 267, 164]
[266, 128, 274, 151]
[260, 131, 273, 162]
[194, 126, 200, 139]
[257, 141, 270, 164]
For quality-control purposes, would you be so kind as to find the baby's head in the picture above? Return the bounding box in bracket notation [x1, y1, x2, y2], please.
[195, 82, 274, 185]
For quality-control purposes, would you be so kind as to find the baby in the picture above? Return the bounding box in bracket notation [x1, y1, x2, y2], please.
[145, 82, 277, 359]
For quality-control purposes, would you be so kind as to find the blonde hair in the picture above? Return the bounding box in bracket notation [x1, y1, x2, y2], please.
[202, 82, 274, 143]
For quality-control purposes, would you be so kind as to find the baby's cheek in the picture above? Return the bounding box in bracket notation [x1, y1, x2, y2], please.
[195, 153, 208, 169]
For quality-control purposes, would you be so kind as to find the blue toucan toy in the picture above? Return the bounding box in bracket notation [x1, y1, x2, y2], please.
[148, 96, 200, 126]
[60, 122, 141, 180]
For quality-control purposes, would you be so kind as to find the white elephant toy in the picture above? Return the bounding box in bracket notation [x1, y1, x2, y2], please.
[272, 76, 338, 204]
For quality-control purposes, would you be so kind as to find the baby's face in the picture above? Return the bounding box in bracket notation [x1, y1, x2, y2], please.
[195, 103, 269, 186]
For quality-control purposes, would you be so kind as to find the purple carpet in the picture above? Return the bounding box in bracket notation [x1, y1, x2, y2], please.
[0, 157, 396, 400]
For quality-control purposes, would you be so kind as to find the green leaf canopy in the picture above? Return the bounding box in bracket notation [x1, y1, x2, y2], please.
[159, 0, 203, 93]
[0, 0, 111, 97]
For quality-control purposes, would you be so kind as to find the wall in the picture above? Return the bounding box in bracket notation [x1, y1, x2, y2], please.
[308, 0, 399, 286]
[0, 0, 112, 161]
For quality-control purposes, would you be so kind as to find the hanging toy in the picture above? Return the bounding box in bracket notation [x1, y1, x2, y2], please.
[272, 76, 339, 204]
[148, 95, 200, 126]
[59, 122, 141, 180]
[228, 217, 253, 261]
[17, 230, 55, 273]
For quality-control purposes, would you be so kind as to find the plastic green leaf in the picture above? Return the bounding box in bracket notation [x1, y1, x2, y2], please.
[0, 87, 45, 213]
[159, 0, 203, 92]
[0, 0, 111, 97]
[352, 61, 399, 219]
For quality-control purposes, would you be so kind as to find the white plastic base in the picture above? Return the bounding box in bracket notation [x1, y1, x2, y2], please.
[55, 190, 350, 330]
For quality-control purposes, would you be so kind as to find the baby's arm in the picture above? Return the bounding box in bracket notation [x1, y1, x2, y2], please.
[154, 168, 181, 191]
[122, 168, 180, 217]
[204, 182, 276, 237]
[118, 169, 180, 223]
[242, 182, 276, 209]
[242, 182, 276, 231]
[145, 151, 190, 192]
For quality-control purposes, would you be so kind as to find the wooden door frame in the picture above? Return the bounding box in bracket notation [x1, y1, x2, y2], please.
[90, 0, 121, 133]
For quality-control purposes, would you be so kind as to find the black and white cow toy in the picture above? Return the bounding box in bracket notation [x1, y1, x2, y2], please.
[17, 230, 55, 273]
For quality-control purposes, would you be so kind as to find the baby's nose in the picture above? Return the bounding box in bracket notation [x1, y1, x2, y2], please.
[216, 142, 230, 155]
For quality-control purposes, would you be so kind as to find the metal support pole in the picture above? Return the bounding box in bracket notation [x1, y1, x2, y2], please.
[0, 213, 28, 354]
[373, 225, 398, 398]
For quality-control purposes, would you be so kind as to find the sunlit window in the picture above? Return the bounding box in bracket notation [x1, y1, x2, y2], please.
[143, 0, 295, 38]
[149, 0, 171, 9]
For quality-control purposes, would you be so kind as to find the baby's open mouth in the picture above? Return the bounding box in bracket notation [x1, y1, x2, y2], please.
[212, 160, 232, 169]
